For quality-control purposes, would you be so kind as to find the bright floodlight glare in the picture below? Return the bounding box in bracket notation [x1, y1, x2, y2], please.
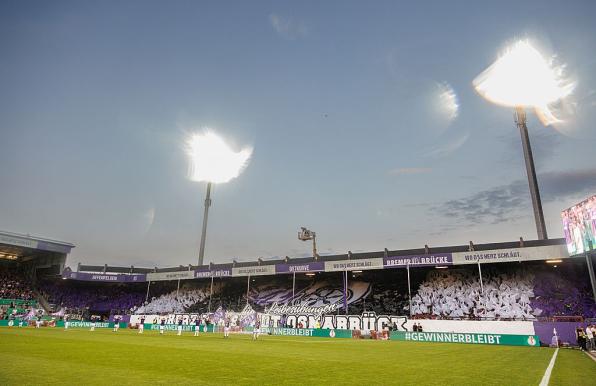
[187, 131, 252, 184]
[473, 40, 574, 125]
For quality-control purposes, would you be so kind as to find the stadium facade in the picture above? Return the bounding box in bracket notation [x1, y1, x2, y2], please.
[0, 230, 74, 276]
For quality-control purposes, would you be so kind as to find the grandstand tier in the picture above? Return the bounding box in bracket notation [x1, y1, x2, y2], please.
[3, 236, 595, 348]
[0, 231, 75, 321]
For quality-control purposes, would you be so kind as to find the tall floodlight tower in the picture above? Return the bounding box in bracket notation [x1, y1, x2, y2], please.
[514, 107, 547, 239]
[474, 40, 574, 239]
[187, 131, 253, 265]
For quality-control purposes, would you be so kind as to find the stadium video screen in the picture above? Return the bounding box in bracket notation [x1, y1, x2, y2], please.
[561, 195, 596, 255]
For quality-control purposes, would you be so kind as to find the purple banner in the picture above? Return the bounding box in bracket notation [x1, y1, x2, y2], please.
[62, 268, 146, 282]
[533, 321, 585, 347]
[109, 314, 131, 323]
[384, 253, 453, 268]
[275, 262, 325, 274]
[194, 268, 232, 278]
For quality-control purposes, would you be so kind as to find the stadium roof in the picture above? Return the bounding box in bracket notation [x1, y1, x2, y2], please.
[77, 237, 565, 274]
[0, 230, 74, 262]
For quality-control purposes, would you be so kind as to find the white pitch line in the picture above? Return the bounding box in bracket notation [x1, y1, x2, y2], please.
[584, 351, 596, 363]
[538, 348, 559, 386]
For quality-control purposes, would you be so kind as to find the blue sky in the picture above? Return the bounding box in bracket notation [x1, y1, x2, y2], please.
[1, 1, 595, 267]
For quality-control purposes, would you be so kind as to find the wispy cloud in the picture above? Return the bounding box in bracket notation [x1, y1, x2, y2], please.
[389, 167, 432, 176]
[424, 132, 470, 158]
[433, 168, 596, 225]
[269, 13, 309, 39]
[435, 180, 527, 225]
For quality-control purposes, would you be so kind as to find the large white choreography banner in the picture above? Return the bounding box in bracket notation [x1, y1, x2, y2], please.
[263, 302, 406, 331]
[131, 301, 408, 332]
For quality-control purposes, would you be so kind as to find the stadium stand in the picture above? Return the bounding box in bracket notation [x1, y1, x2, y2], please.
[133, 286, 210, 314]
[1, 252, 582, 325]
[409, 264, 596, 319]
[248, 275, 371, 310]
[6, 236, 589, 326]
[532, 267, 596, 318]
[0, 268, 35, 301]
[0, 268, 38, 320]
[347, 271, 411, 315]
[135, 279, 257, 314]
[114, 268, 581, 320]
[124, 263, 596, 320]
[410, 267, 535, 319]
[39, 280, 150, 315]
[0, 299, 37, 320]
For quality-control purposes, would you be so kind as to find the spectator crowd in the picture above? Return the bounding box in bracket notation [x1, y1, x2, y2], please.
[0, 268, 34, 300]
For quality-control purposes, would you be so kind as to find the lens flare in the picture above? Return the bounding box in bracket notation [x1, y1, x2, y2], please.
[186, 130, 253, 183]
[549, 89, 596, 139]
[473, 40, 574, 125]
[143, 207, 156, 233]
[435, 82, 459, 123]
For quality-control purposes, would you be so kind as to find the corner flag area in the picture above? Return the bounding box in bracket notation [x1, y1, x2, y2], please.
[1, 328, 594, 385]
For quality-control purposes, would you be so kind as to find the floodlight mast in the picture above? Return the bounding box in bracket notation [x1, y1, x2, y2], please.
[198, 182, 212, 266]
[187, 131, 252, 267]
[473, 40, 573, 241]
[514, 107, 548, 240]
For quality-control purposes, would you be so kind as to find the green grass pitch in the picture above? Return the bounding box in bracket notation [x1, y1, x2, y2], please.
[1, 328, 594, 385]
